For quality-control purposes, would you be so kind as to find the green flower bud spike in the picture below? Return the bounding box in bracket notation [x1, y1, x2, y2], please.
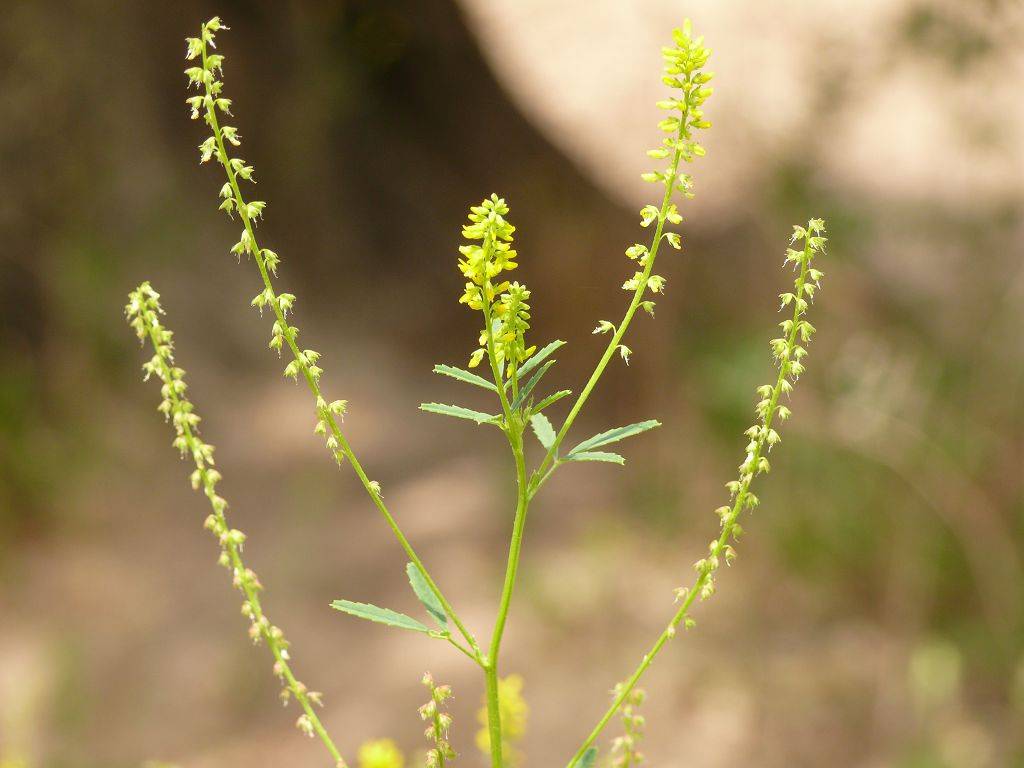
[421, 672, 457, 768]
[186, 16, 481, 663]
[125, 281, 346, 768]
[565, 219, 826, 768]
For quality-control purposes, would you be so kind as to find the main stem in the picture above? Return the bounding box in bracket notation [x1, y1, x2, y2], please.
[199, 32, 480, 660]
[476, 253, 532, 768]
[484, 430, 529, 768]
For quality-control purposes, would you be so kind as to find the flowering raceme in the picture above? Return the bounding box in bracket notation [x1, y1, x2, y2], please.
[457, 195, 535, 373]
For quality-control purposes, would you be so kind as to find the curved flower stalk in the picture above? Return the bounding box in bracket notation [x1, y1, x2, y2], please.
[564, 220, 827, 768]
[184, 17, 479, 661]
[529, 21, 713, 494]
[125, 282, 346, 767]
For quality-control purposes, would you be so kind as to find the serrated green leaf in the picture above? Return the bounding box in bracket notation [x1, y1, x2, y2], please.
[433, 364, 497, 392]
[406, 563, 447, 628]
[577, 747, 599, 768]
[511, 360, 556, 411]
[419, 402, 500, 425]
[330, 600, 430, 633]
[529, 413, 556, 449]
[531, 389, 571, 414]
[567, 420, 661, 455]
[565, 451, 625, 465]
[508, 340, 566, 387]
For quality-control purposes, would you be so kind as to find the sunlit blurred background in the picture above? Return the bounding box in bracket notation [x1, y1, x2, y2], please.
[1, 1, 1022, 766]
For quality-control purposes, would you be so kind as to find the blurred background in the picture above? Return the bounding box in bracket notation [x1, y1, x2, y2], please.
[1, 0, 1022, 766]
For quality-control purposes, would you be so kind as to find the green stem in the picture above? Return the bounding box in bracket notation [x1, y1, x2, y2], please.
[199, 31, 481, 661]
[488, 430, 530, 663]
[483, 662, 504, 768]
[529, 100, 690, 494]
[443, 634, 479, 663]
[474, 255, 534, 767]
[479, 273, 515, 423]
[432, 705, 447, 768]
[564, 241, 813, 768]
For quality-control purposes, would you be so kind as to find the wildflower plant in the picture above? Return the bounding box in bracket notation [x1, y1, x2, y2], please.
[126, 14, 829, 768]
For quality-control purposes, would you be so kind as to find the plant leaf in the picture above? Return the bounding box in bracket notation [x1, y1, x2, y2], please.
[531, 389, 571, 414]
[529, 413, 556, 449]
[577, 747, 599, 768]
[508, 340, 566, 386]
[564, 450, 625, 465]
[419, 402, 500, 425]
[433, 364, 497, 392]
[567, 420, 661, 455]
[330, 600, 430, 633]
[406, 563, 447, 628]
[510, 360, 556, 411]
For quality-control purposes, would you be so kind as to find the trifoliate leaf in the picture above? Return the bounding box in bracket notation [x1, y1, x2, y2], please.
[529, 413, 556, 449]
[405, 563, 447, 628]
[330, 600, 430, 633]
[433, 364, 497, 392]
[567, 420, 661, 455]
[564, 451, 625, 465]
[419, 403, 500, 425]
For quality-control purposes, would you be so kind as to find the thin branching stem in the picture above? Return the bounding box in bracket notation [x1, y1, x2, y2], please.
[529, 114, 686, 493]
[127, 284, 346, 766]
[564, 224, 825, 768]
[195, 25, 481, 662]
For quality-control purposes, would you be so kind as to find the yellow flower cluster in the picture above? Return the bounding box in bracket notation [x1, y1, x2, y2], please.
[457, 196, 535, 373]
